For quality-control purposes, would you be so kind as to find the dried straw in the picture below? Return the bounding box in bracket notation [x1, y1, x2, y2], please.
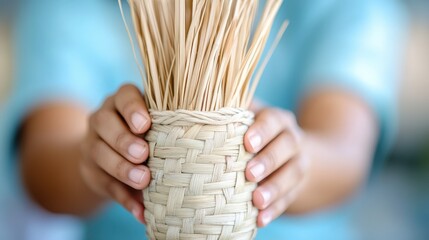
[119, 1, 286, 239]
[120, 0, 286, 111]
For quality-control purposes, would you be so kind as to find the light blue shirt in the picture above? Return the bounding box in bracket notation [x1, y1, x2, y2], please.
[0, 0, 406, 239]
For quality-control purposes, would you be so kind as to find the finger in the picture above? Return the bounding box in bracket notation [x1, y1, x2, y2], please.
[90, 108, 149, 164]
[114, 84, 151, 134]
[244, 109, 285, 153]
[107, 180, 146, 224]
[257, 185, 301, 227]
[80, 158, 145, 223]
[249, 99, 265, 114]
[90, 138, 151, 190]
[246, 131, 298, 182]
[252, 156, 304, 210]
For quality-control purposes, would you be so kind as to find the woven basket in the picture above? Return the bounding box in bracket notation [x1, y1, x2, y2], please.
[143, 108, 258, 240]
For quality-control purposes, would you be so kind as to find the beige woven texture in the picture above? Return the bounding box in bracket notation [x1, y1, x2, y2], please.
[144, 108, 258, 240]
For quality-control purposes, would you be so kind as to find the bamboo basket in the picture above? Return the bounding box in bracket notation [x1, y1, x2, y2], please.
[120, 1, 286, 239]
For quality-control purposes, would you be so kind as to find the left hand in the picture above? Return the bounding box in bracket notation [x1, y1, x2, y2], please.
[244, 107, 309, 227]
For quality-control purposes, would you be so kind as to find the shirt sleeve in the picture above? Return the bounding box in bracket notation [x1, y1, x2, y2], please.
[2, 0, 140, 197]
[297, 0, 407, 174]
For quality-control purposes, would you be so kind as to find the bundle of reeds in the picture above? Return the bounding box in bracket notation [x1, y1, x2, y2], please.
[120, 1, 285, 239]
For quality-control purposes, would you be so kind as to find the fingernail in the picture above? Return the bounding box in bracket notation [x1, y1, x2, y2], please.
[129, 168, 145, 184]
[128, 143, 145, 159]
[131, 113, 147, 131]
[260, 189, 272, 207]
[261, 213, 272, 226]
[249, 133, 262, 150]
[250, 162, 265, 179]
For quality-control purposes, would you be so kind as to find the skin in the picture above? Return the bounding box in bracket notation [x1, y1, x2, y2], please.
[19, 84, 377, 227]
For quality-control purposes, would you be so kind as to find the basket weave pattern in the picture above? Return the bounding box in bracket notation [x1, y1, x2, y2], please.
[144, 108, 258, 240]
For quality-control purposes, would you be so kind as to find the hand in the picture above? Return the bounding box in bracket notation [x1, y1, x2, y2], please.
[244, 107, 309, 227]
[80, 84, 151, 223]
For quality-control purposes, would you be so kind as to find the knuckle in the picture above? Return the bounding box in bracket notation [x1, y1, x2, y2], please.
[283, 188, 299, 209]
[257, 108, 271, 118]
[106, 95, 115, 102]
[280, 111, 302, 144]
[253, 121, 271, 143]
[281, 132, 297, 152]
[263, 150, 278, 171]
[93, 112, 105, 127]
[91, 110, 108, 128]
[266, 107, 283, 120]
[257, 121, 270, 139]
[270, 107, 282, 115]
[257, 109, 273, 124]
[115, 158, 131, 181]
[90, 141, 103, 163]
[295, 157, 307, 179]
[256, 108, 282, 138]
[288, 128, 302, 150]
[115, 132, 129, 152]
[282, 111, 298, 129]
[89, 112, 98, 128]
[292, 127, 304, 146]
[265, 184, 278, 204]
[122, 100, 138, 117]
[282, 110, 296, 123]
[281, 193, 293, 210]
[102, 96, 114, 107]
[118, 84, 136, 95]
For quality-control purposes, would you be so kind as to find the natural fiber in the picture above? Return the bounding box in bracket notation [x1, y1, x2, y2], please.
[144, 108, 257, 240]
[120, 0, 286, 111]
[119, 1, 286, 239]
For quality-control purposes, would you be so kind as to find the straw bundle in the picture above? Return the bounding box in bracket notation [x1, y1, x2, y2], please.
[120, 1, 286, 239]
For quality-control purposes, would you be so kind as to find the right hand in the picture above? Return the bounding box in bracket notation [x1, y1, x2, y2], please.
[80, 84, 151, 223]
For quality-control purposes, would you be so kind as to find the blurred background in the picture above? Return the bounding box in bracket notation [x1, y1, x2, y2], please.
[1, 0, 428, 239]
